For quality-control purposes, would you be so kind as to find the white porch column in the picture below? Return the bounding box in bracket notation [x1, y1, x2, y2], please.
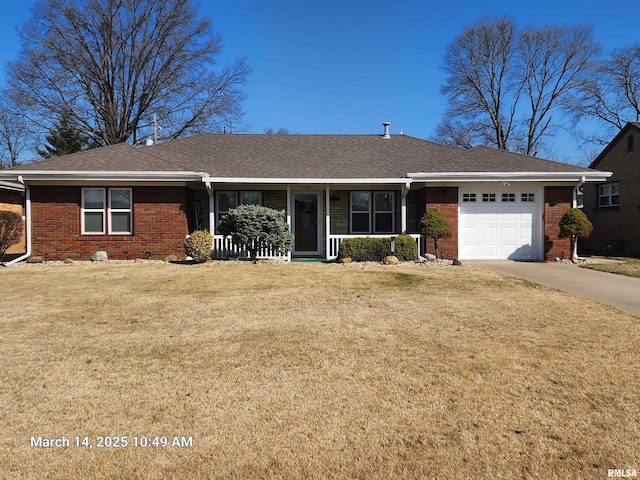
[286, 184, 292, 261]
[206, 181, 215, 233]
[325, 184, 331, 259]
[401, 182, 410, 234]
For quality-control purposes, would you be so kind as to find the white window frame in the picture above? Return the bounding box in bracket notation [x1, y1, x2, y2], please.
[108, 188, 133, 234]
[215, 191, 263, 232]
[350, 191, 371, 234]
[350, 191, 395, 234]
[502, 193, 516, 202]
[462, 193, 476, 202]
[82, 188, 106, 234]
[482, 193, 496, 202]
[82, 188, 132, 235]
[598, 183, 619, 207]
[521, 193, 535, 203]
[373, 192, 395, 233]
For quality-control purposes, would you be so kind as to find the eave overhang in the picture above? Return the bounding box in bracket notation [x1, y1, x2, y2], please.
[0, 171, 208, 183]
[406, 171, 613, 182]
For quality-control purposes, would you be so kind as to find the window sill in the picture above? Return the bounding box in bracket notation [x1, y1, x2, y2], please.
[593, 206, 620, 212]
[79, 234, 135, 241]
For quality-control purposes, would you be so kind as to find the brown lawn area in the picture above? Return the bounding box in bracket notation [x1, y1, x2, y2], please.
[0, 262, 638, 479]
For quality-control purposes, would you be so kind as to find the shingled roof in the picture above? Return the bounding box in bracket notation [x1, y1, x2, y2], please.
[11, 133, 598, 178]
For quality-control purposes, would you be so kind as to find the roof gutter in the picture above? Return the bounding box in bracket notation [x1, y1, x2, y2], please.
[0, 171, 209, 183]
[406, 171, 612, 183]
[4, 176, 31, 267]
[201, 177, 413, 184]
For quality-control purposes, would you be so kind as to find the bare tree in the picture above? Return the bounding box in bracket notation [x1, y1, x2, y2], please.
[0, 99, 32, 168]
[264, 127, 290, 135]
[436, 18, 598, 156]
[6, 0, 250, 147]
[572, 44, 640, 145]
[518, 25, 598, 156]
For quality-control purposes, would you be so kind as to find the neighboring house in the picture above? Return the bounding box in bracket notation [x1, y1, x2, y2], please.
[583, 122, 640, 256]
[0, 124, 610, 263]
[0, 180, 26, 255]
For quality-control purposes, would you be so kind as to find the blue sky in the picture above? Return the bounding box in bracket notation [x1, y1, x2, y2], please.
[0, 0, 635, 164]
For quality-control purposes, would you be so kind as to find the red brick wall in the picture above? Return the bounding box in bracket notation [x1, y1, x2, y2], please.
[583, 131, 640, 256]
[0, 189, 26, 254]
[422, 187, 459, 259]
[30, 185, 190, 261]
[543, 186, 572, 261]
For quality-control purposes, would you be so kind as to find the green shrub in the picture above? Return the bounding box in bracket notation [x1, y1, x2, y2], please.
[418, 208, 451, 259]
[559, 208, 593, 260]
[184, 230, 213, 262]
[217, 204, 293, 261]
[337, 235, 418, 262]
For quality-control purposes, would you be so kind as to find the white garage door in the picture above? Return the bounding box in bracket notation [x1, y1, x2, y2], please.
[459, 190, 541, 260]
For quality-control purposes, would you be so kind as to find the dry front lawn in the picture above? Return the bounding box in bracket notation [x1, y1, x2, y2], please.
[0, 262, 638, 479]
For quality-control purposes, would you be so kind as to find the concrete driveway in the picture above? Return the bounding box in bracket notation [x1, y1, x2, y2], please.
[468, 260, 640, 316]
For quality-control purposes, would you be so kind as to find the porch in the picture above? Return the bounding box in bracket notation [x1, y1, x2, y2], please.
[211, 233, 426, 261]
[200, 182, 425, 261]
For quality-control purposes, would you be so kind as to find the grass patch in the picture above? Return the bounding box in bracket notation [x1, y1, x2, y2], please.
[1, 262, 639, 479]
[580, 257, 640, 278]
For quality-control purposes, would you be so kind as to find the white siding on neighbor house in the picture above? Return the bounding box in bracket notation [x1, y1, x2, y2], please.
[458, 185, 543, 260]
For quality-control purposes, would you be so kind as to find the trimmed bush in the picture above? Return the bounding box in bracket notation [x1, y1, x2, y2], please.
[337, 235, 418, 262]
[559, 208, 593, 261]
[184, 230, 213, 262]
[217, 204, 293, 261]
[418, 208, 451, 259]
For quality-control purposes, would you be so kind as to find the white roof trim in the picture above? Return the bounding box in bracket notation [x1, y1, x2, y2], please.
[0, 180, 25, 191]
[406, 171, 612, 182]
[0, 171, 208, 182]
[202, 177, 412, 184]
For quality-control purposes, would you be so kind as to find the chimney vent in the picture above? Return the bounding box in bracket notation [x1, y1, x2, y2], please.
[382, 122, 391, 139]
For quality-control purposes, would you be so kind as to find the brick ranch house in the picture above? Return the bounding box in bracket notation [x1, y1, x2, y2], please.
[0, 124, 610, 263]
[583, 122, 640, 256]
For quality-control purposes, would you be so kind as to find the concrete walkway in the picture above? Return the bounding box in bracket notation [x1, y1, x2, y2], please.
[468, 260, 640, 316]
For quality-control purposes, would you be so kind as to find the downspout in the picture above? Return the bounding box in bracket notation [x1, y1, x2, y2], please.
[573, 175, 586, 208]
[5, 176, 31, 266]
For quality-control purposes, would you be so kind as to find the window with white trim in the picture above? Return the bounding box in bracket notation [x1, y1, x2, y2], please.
[350, 191, 395, 233]
[82, 188, 132, 235]
[462, 193, 476, 202]
[502, 193, 516, 202]
[521, 193, 535, 202]
[350, 192, 371, 233]
[374, 192, 394, 233]
[598, 183, 619, 207]
[482, 193, 496, 202]
[216, 191, 263, 232]
[216, 191, 262, 216]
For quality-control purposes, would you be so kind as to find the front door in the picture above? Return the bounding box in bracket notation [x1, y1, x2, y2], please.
[293, 192, 322, 256]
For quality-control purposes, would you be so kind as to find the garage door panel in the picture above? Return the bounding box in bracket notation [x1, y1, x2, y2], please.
[459, 191, 541, 260]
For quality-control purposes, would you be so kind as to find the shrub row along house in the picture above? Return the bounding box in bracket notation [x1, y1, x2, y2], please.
[0, 123, 610, 263]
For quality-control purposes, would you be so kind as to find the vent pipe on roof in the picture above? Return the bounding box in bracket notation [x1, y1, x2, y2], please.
[382, 122, 391, 139]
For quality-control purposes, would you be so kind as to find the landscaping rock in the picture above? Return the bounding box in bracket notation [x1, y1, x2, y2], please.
[64, 258, 74, 264]
[337, 257, 352, 263]
[383, 255, 399, 265]
[165, 254, 178, 262]
[91, 251, 108, 262]
[452, 258, 463, 266]
[27, 256, 43, 263]
[424, 253, 437, 261]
